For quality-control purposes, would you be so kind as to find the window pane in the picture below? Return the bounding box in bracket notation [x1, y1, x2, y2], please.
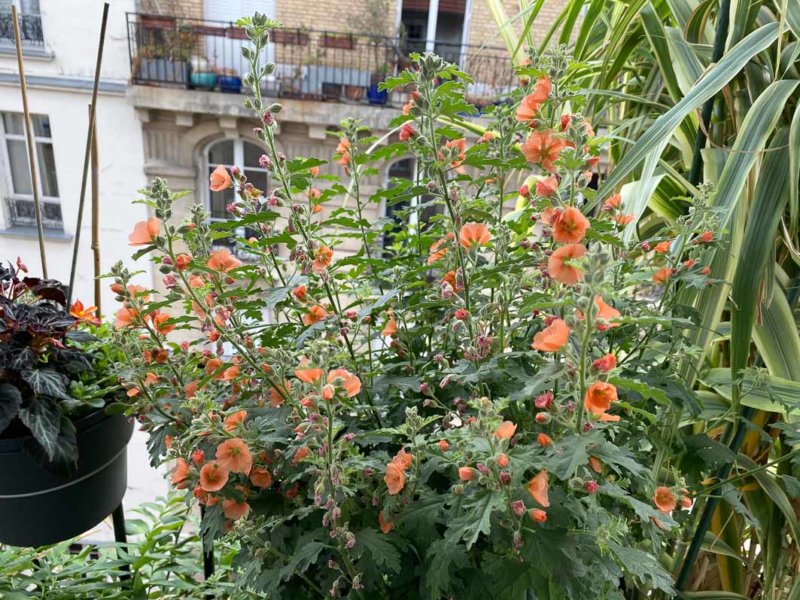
[243, 169, 267, 192]
[21, 0, 40, 15]
[2, 112, 24, 136]
[0, 1, 12, 13]
[31, 114, 51, 138]
[36, 141, 58, 197]
[7, 139, 32, 195]
[243, 141, 265, 168]
[208, 141, 234, 165]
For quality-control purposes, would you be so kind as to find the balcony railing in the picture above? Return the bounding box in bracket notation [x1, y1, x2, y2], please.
[0, 12, 44, 46]
[125, 13, 516, 108]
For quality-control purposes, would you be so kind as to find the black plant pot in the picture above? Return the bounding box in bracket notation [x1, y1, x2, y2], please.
[0, 410, 134, 547]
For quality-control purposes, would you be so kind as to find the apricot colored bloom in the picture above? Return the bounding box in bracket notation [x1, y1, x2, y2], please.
[536, 176, 558, 197]
[128, 217, 161, 246]
[221, 365, 240, 381]
[384, 462, 406, 495]
[494, 421, 517, 440]
[185, 380, 199, 398]
[327, 368, 361, 398]
[653, 486, 677, 514]
[270, 380, 291, 407]
[204, 357, 222, 377]
[652, 267, 673, 284]
[497, 453, 509, 468]
[295, 367, 324, 384]
[399, 123, 415, 141]
[584, 381, 618, 416]
[144, 372, 158, 385]
[216, 438, 253, 474]
[548, 243, 586, 285]
[312, 245, 333, 273]
[69, 300, 100, 325]
[552, 207, 590, 244]
[679, 488, 693, 509]
[521, 130, 568, 172]
[378, 512, 394, 534]
[189, 275, 206, 288]
[114, 306, 138, 329]
[303, 304, 329, 326]
[293, 285, 307, 302]
[592, 353, 617, 372]
[460, 222, 491, 250]
[603, 194, 622, 210]
[381, 314, 398, 336]
[516, 77, 551, 121]
[293, 445, 310, 464]
[207, 247, 242, 272]
[529, 508, 548, 523]
[442, 137, 466, 167]
[392, 448, 413, 470]
[427, 237, 449, 264]
[175, 253, 192, 271]
[199, 461, 229, 492]
[171, 458, 190, 489]
[594, 296, 621, 331]
[209, 164, 232, 191]
[437, 440, 450, 451]
[532, 318, 570, 352]
[588, 456, 602, 473]
[537, 433, 553, 447]
[527, 470, 550, 507]
[150, 311, 174, 334]
[336, 138, 351, 166]
[222, 499, 250, 520]
[654, 240, 671, 254]
[249, 467, 272, 488]
[458, 466, 474, 481]
[223, 410, 247, 432]
[614, 213, 635, 226]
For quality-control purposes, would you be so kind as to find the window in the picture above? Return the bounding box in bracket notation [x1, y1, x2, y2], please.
[206, 138, 268, 254]
[0, 112, 61, 230]
[0, 1, 43, 46]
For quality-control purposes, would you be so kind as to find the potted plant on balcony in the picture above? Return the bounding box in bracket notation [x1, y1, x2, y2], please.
[0, 261, 133, 547]
[352, 0, 396, 105]
[134, 22, 192, 85]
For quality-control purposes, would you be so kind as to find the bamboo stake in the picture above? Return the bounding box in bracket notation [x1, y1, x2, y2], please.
[11, 5, 47, 278]
[90, 105, 101, 317]
[67, 2, 109, 305]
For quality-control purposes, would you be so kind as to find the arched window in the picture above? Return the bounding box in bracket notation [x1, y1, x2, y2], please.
[206, 138, 268, 248]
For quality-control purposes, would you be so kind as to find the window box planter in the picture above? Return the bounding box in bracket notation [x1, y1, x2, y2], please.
[0, 410, 133, 547]
[320, 33, 356, 50]
[271, 29, 309, 46]
[344, 84, 365, 102]
[322, 81, 343, 101]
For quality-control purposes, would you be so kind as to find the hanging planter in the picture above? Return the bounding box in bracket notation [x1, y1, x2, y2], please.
[0, 410, 133, 547]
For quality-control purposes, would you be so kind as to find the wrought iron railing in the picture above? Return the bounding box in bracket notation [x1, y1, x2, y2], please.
[125, 13, 516, 108]
[0, 12, 44, 46]
[5, 197, 63, 230]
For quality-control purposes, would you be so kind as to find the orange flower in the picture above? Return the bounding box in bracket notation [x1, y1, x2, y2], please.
[497, 453, 509, 468]
[199, 461, 229, 492]
[381, 314, 398, 336]
[327, 368, 361, 398]
[437, 440, 449, 451]
[592, 353, 617, 372]
[114, 306, 138, 329]
[653, 486, 677, 514]
[392, 448, 413, 470]
[521, 130, 568, 172]
[295, 367, 324, 384]
[249, 467, 272, 488]
[584, 381, 618, 416]
[270, 380, 291, 407]
[336, 138, 351, 166]
[209, 164, 232, 191]
[531, 318, 570, 352]
[537, 433, 554, 447]
[175, 253, 192, 271]
[442, 137, 466, 168]
[548, 243, 586, 285]
[494, 421, 517, 440]
[128, 217, 161, 246]
[150, 311, 174, 334]
[588, 456, 602, 473]
[459, 222, 492, 249]
[384, 462, 406, 495]
[216, 438, 253, 474]
[223, 410, 247, 432]
[222, 499, 251, 520]
[427, 237, 449, 264]
[207, 247, 242, 272]
[614, 213, 635, 226]
[144, 372, 158, 385]
[303, 304, 329, 326]
[516, 77, 551, 121]
[378, 512, 394, 534]
[654, 240, 671, 254]
[185, 380, 199, 398]
[293, 445, 310, 464]
[171, 458, 190, 489]
[312, 245, 334, 273]
[529, 508, 548, 523]
[458, 466, 474, 481]
[69, 300, 100, 325]
[593, 296, 621, 331]
[221, 365, 240, 381]
[536, 176, 558, 197]
[205, 357, 223, 377]
[652, 267, 673, 284]
[552, 207, 590, 244]
[527, 470, 550, 507]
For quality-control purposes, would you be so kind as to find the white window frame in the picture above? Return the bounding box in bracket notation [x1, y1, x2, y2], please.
[0, 111, 61, 230]
[204, 137, 269, 225]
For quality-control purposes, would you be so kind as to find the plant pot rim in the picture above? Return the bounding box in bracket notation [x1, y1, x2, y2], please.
[0, 406, 113, 452]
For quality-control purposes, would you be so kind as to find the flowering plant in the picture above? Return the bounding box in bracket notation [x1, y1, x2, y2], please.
[111, 15, 722, 598]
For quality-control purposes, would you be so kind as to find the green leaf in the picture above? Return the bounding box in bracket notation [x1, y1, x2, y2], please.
[699, 368, 800, 414]
[18, 395, 61, 460]
[446, 488, 505, 549]
[609, 543, 675, 594]
[354, 528, 400, 573]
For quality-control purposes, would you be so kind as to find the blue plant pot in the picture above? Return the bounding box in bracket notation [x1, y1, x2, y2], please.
[219, 75, 243, 94]
[190, 71, 218, 90]
[367, 84, 388, 105]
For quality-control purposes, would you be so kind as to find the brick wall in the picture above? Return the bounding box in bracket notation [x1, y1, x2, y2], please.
[137, 0, 204, 19]
[277, 0, 400, 34]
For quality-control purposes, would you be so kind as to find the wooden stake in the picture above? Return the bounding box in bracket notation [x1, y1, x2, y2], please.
[11, 5, 47, 278]
[90, 105, 101, 317]
[68, 2, 109, 305]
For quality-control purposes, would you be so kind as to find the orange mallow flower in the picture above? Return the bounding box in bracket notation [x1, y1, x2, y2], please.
[588, 456, 602, 473]
[327, 368, 361, 398]
[336, 138, 351, 166]
[381, 314, 398, 336]
[270, 380, 291, 407]
[548, 243, 586, 285]
[427, 237, 449, 264]
[593, 296, 621, 331]
[221, 365, 240, 381]
[654, 240, 671, 254]
[584, 382, 618, 416]
[521, 130, 568, 172]
[223, 410, 247, 432]
[378, 512, 394, 534]
[150, 311, 175, 334]
[209, 164, 232, 191]
[128, 217, 161, 246]
[69, 300, 100, 325]
[438, 440, 449, 451]
[516, 77, 551, 121]
[653, 486, 677, 514]
[207, 247, 242, 272]
[652, 267, 673, 284]
[552, 206, 590, 244]
[312, 245, 334, 273]
[532, 318, 570, 352]
[536, 176, 558, 198]
[494, 421, 517, 440]
[384, 462, 406, 495]
[392, 448, 413, 470]
[205, 357, 223, 377]
[199, 461, 229, 492]
[295, 367, 324, 385]
[537, 433, 554, 447]
[222, 499, 251, 520]
[249, 467, 272, 488]
[529, 508, 548, 523]
[114, 306, 138, 329]
[441, 137, 467, 168]
[171, 458, 190, 489]
[303, 304, 329, 326]
[216, 438, 253, 474]
[293, 445, 310, 464]
[458, 466, 475, 481]
[527, 470, 550, 507]
[459, 222, 492, 249]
